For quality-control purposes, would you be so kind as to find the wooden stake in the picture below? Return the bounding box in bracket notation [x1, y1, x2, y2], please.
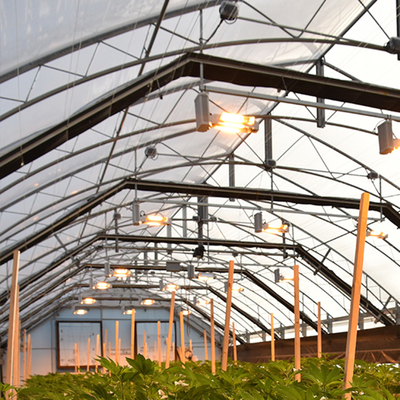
[189, 339, 192, 352]
[317, 302, 322, 358]
[204, 330, 208, 360]
[165, 291, 176, 368]
[210, 299, 216, 375]
[154, 340, 157, 360]
[95, 334, 99, 372]
[172, 342, 175, 361]
[179, 311, 185, 363]
[131, 309, 135, 359]
[157, 321, 161, 367]
[294, 264, 301, 382]
[27, 334, 31, 379]
[102, 342, 106, 373]
[222, 260, 234, 371]
[232, 322, 237, 364]
[87, 337, 91, 372]
[143, 331, 147, 358]
[343, 192, 370, 399]
[77, 342, 80, 372]
[115, 321, 119, 364]
[6, 250, 20, 387]
[22, 329, 26, 383]
[14, 313, 20, 386]
[118, 338, 121, 362]
[74, 343, 78, 374]
[271, 313, 275, 362]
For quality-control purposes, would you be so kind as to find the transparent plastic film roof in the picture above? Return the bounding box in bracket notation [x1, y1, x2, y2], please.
[1, 0, 400, 344]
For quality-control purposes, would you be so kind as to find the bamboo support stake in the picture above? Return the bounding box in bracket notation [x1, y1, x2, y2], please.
[189, 339, 192, 352]
[317, 302, 322, 358]
[87, 337, 91, 372]
[131, 309, 135, 359]
[22, 329, 27, 383]
[157, 321, 161, 367]
[143, 331, 147, 358]
[172, 342, 175, 361]
[210, 299, 216, 375]
[271, 313, 275, 362]
[179, 311, 185, 363]
[343, 192, 370, 399]
[6, 250, 20, 388]
[154, 341, 157, 360]
[294, 264, 301, 382]
[222, 260, 235, 371]
[165, 291, 176, 368]
[95, 334, 99, 372]
[118, 338, 121, 361]
[27, 334, 31, 379]
[14, 314, 20, 386]
[115, 321, 119, 364]
[74, 343, 78, 374]
[102, 342, 106, 373]
[232, 322, 237, 364]
[204, 330, 208, 360]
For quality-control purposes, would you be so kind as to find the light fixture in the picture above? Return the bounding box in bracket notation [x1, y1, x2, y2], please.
[163, 283, 179, 292]
[274, 268, 294, 283]
[141, 299, 155, 306]
[81, 297, 96, 305]
[195, 92, 259, 134]
[193, 245, 205, 259]
[123, 308, 135, 315]
[197, 272, 215, 282]
[366, 228, 388, 240]
[254, 213, 290, 234]
[378, 120, 400, 154]
[219, 1, 239, 21]
[209, 113, 258, 134]
[73, 308, 88, 315]
[141, 213, 170, 226]
[94, 281, 111, 290]
[112, 268, 131, 278]
[181, 309, 191, 316]
[196, 298, 210, 306]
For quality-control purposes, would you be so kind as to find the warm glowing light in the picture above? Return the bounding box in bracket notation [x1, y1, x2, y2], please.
[181, 309, 191, 316]
[196, 298, 210, 306]
[123, 309, 134, 315]
[232, 286, 244, 293]
[81, 297, 96, 305]
[141, 213, 169, 226]
[211, 113, 258, 134]
[262, 220, 289, 233]
[141, 299, 155, 306]
[113, 268, 131, 278]
[95, 281, 111, 290]
[73, 309, 88, 315]
[367, 229, 388, 240]
[197, 272, 215, 282]
[163, 283, 179, 292]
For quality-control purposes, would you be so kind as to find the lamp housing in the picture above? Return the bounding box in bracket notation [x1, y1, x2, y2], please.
[94, 281, 111, 290]
[81, 297, 96, 305]
[73, 308, 88, 315]
[163, 283, 179, 292]
[378, 121, 400, 154]
[209, 113, 259, 134]
[140, 213, 170, 226]
[197, 272, 215, 282]
[112, 268, 131, 278]
[141, 299, 155, 306]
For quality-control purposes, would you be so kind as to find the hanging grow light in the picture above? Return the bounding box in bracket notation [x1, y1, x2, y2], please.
[141, 299, 155, 306]
[81, 297, 96, 305]
[163, 283, 179, 292]
[113, 268, 131, 278]
[73, 308, 88, 315]
[94, 281, 111, 290]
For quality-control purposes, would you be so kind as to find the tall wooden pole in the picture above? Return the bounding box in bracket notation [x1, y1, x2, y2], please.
[210, 299, 216, 375]
[77, 342, 80, 372]
[26, 334, 32, 379]
[95, 334, 99, 372]
[317, 302, 322, 358]
[157, 321, 161, 366]
[204, 330, 208, 360]
[74, 343, 78, 374]
[115, 321, 119, 364]
[343, 192, 370, 399]
[222, 260, 235, 371]
[22, 329, 27, 383]
[143, 331, 147, 358]
[179, 311, 185, 363]
[154, 340, 157, 360]
[6, 250, 20, 387]
[165, 291, 176, 368]
[131, 309, 135, 359]
[232, 322, 237, 364]
[271, 313, 275, 361]
[294, 264, 301, 382]
[13, 312, 20, 386]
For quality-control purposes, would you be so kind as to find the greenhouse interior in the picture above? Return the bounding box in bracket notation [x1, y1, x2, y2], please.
[2, 0, 400, 393]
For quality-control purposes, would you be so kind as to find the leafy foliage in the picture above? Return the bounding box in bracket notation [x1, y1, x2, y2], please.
[15, 356, 400, 399]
